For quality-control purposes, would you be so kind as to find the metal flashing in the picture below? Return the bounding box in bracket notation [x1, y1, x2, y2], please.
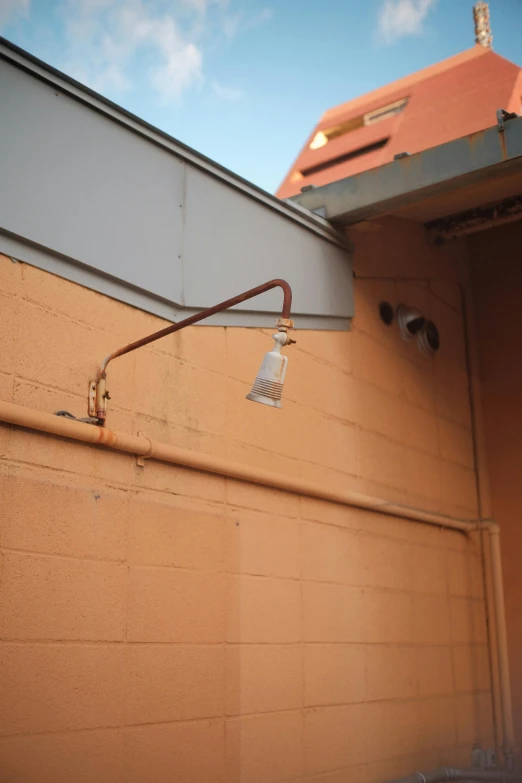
[291, 114, 522, 226]
[0, 36, 344, 249]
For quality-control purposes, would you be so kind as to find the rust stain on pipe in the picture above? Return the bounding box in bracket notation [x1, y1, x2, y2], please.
[95, 427, 118, 447]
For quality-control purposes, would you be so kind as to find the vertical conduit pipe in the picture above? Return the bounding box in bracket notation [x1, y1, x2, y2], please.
[463, 286, 517, 770]
[485, 521, 517, 768]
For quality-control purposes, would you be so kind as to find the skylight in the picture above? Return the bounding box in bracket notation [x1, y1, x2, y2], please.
[309, 98, 408, 149]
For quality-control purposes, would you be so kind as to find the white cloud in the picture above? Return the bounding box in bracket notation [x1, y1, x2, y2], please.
[181, 0, 229, 13]
[149, 18, 202, 101]
[0, 0, 30, 27]
[222, 10, 241, 39]
[223, 5, 272, 39]
[6, 0, 272, 103]
[212, 80, 242, 100]
[377, 0, 436, 44]
[58, 0, 204, 100]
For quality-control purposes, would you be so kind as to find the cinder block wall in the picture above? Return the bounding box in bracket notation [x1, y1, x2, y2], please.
[0, 225, 493, 783]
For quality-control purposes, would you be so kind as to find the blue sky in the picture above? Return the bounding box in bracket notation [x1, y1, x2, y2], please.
[2, 0, 521, 193]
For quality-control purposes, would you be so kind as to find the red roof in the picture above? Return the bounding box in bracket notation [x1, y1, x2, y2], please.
[277, 46, 522, 199]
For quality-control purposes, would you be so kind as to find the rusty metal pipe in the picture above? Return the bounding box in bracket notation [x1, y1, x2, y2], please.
[97, 279, 292, 379]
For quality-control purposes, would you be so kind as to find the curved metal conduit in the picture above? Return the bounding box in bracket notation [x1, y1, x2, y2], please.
[97, 278, 293, 379]
[92, 279, 293, 422]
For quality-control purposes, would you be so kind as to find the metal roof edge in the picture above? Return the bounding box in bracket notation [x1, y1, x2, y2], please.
[290, 114, 522, 225]
[0, 36, 347, 250]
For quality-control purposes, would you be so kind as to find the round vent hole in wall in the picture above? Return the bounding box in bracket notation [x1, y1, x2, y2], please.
[418, 320, 440, 355]
[379, 301, 394, 325]
[397, 305, 426, 340]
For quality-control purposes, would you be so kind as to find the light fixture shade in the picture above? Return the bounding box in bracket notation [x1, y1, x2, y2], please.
[246, 333, 289, 408]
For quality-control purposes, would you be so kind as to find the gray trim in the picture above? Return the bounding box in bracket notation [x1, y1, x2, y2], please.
[1, 233, 351, 330]
[0, 36, 347, 249]
[290, 115, 522, 225]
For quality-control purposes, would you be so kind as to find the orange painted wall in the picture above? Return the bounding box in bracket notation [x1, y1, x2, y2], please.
[0, 223, 494, 783]
[470, 220, 522, 743]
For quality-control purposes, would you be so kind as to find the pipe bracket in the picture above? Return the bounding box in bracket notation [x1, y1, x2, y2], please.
[136, 432, 153, 467]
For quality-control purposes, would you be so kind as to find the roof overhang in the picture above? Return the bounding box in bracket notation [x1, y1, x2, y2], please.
[289, 113, 522, 229]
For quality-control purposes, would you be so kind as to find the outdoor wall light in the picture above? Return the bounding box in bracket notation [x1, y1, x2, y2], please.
[246, 330, 290, 408]
[88, 279, 295, 425]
